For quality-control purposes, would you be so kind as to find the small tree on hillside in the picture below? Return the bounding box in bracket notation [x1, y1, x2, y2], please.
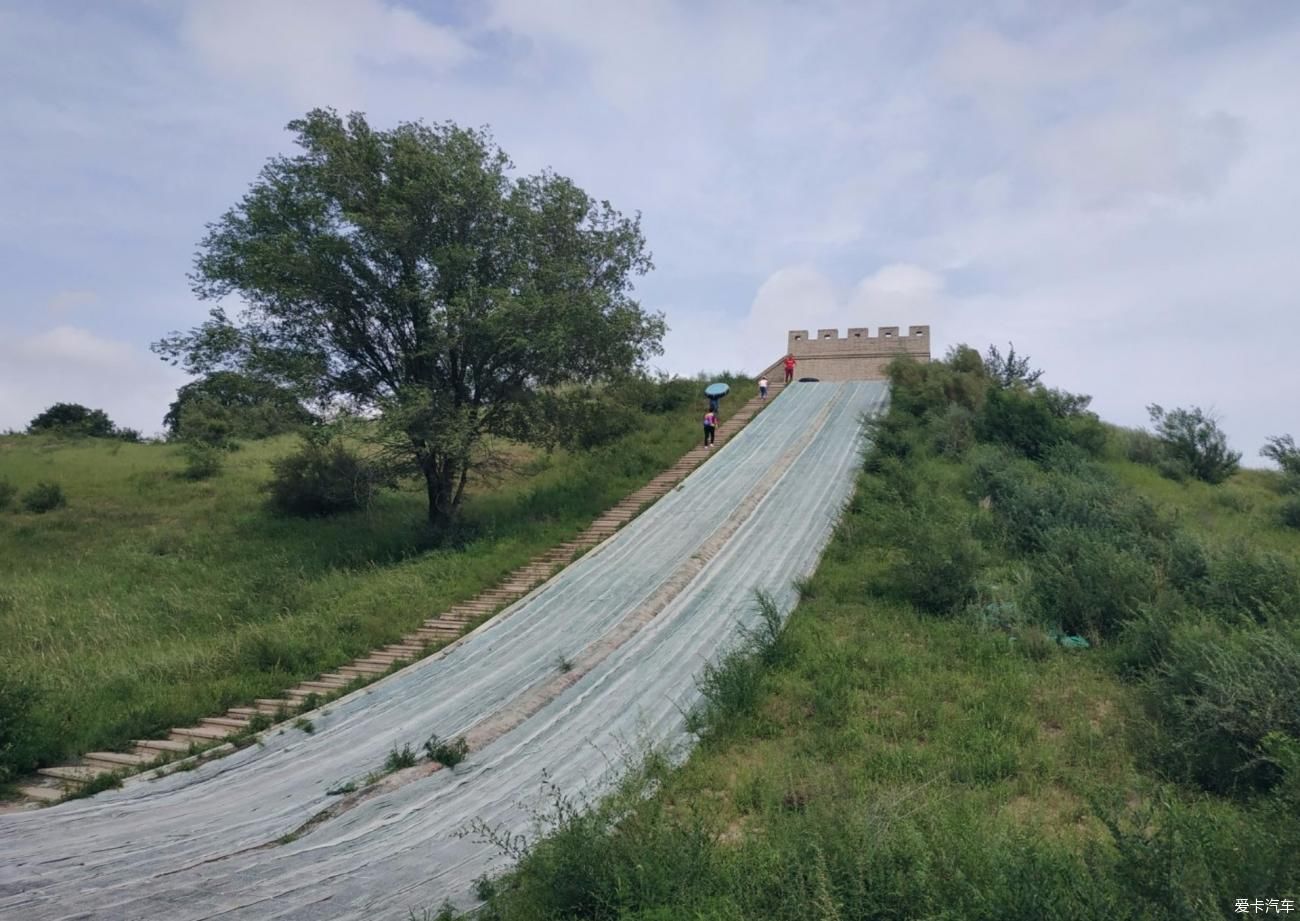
[1147, 404, 1241, 484]
[984, 342, 1043, 389]
[1261, 435, 1300, 478]
[28, 402, 116, 437]
[154, 109, 662, 527]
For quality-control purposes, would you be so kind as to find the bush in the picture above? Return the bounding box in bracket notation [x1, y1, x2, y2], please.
[1280, 496, 1300, 530]
[1193, 545, 1300, 625]
[883, 507, 983, 615]
[0, 673, 44, 783]
[0, 478, 16, 510]
[1147, 622, 1300, 794]
[977, 386, 1066, 459]
[1030, 526, 1156, 639]
[179, 441, 224, 480]
[1260, 434, 1300, 478]
[1147, 404, 1240, 485]
[21, 482, 66, 513]
[267, 440, 384, 517]
[27, 402, 115, 437]
[931, 403, 976, 458]
[424, 735, 469, 767]
[1120, 427, 1162, 466]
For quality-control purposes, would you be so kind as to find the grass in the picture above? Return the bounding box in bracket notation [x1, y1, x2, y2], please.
[0, 378, 748, 785]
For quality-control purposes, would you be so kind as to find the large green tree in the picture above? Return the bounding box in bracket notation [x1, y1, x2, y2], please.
[155, 109, 662, 526]
[163, 371, 313, 438]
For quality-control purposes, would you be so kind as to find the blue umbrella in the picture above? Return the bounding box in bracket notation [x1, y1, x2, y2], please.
[703, 382, 730, 398]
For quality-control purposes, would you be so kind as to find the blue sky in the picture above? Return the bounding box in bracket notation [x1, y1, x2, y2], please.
[1, 0, 1297, 459]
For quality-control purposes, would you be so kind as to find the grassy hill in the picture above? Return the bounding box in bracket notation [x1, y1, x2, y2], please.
[0, 375, 750, 787]
[462, 352, 1300, 921]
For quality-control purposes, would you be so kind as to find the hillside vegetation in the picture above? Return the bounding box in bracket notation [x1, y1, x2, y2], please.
[0, 375, 748, 788]
[461, 350, 1300, 921]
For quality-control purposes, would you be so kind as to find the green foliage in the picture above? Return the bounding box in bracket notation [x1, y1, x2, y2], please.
[1260, 434, 1300, 478]
[977, 386, 1069, 459]
[424, 735, 469, 767]
[1147, 404, 1241, 485]
[0, 478, 16, 510]
[882, 504, 983, 615]
[1280, 496, 1300, 530]
[28, 402, 116, 438]
[164, 371, 312, 438]
[384, 743, 418, 772]
[179, 441, 224, 480]
[154, 108, 662, 527]
[0, 673, 44, 783]
[266, 439, 385, 517]
[1029, 526, 1156, 638]
[21, 481, 66, 513]
[1147, 622, 1300, 794]
[688, 592, 788, 739]
[983, 341, 1043, 388]
[1191, 545, 1300, 625]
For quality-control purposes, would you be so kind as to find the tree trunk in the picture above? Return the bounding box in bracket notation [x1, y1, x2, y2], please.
[422, 457, 461, 530]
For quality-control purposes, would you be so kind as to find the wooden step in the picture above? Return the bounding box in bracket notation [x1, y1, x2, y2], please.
[199, 717, 250, 730]
[253, 699, 294, 712]
[17, 783, 64, 803]
[133, 738, 191, 754]
[38, 764, 105, 783]
[227, 707, 261, 718]
[296, 680, 346, 693]
[170, 726, 232, 742]
[84, 751, 152, 769]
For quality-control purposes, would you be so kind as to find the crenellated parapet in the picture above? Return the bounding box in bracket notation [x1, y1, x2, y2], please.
[761, 325, 931, 382]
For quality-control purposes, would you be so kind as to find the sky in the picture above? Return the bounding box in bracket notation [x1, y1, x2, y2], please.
[1, 1, 1297, 459]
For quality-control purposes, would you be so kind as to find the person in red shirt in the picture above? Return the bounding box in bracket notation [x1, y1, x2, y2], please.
[783, 354, 797, 384]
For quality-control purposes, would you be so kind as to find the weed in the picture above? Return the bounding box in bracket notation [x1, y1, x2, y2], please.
[384, 744, 417, 772]
[60, 771, 123, 802]
[424, 735, 469, 768]
[554, 654, 574, 674]
[292, 718, 315, 734]
[0, 478, 16, 510]
[327, 781, 357, 796]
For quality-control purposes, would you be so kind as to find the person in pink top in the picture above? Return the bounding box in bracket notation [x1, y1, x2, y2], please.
[703, 410, 718, 447]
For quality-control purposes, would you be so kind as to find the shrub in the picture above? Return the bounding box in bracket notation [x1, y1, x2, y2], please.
[179, 441, 223, 480]
[1147, 404, 1241, 484]
[931, 403, 976, 458]
[164, 371, 312, 438]
[1280, 496, 1300, 530]
[1029, 527, 1156, 639]
[384, 744, 418, 772]
[424, 735, 469, 767]
[0, 478, 16, 510]
[977, 386, 1066, 459]
[1260, 434, 1300, 478]
[1120, 427, 1162, 466]
[266, 440, 384, 517]
[27, 402, 115, 437]
[0, 673, 44, 783]
[1147, 622, 1300, 794]
[21, 482, 66, 513]
[1193, 545, 1300, 625]
[883, 507, 983, 615]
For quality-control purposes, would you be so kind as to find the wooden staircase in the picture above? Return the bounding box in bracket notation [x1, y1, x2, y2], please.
[12, 381, 786, 806]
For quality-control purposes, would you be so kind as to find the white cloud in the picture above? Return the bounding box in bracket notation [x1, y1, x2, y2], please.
[181, 0, 472, 108]
[0, 326, 188, 436]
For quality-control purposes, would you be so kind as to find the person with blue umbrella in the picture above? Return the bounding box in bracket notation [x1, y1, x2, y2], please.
[703, 382, 728, 448]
